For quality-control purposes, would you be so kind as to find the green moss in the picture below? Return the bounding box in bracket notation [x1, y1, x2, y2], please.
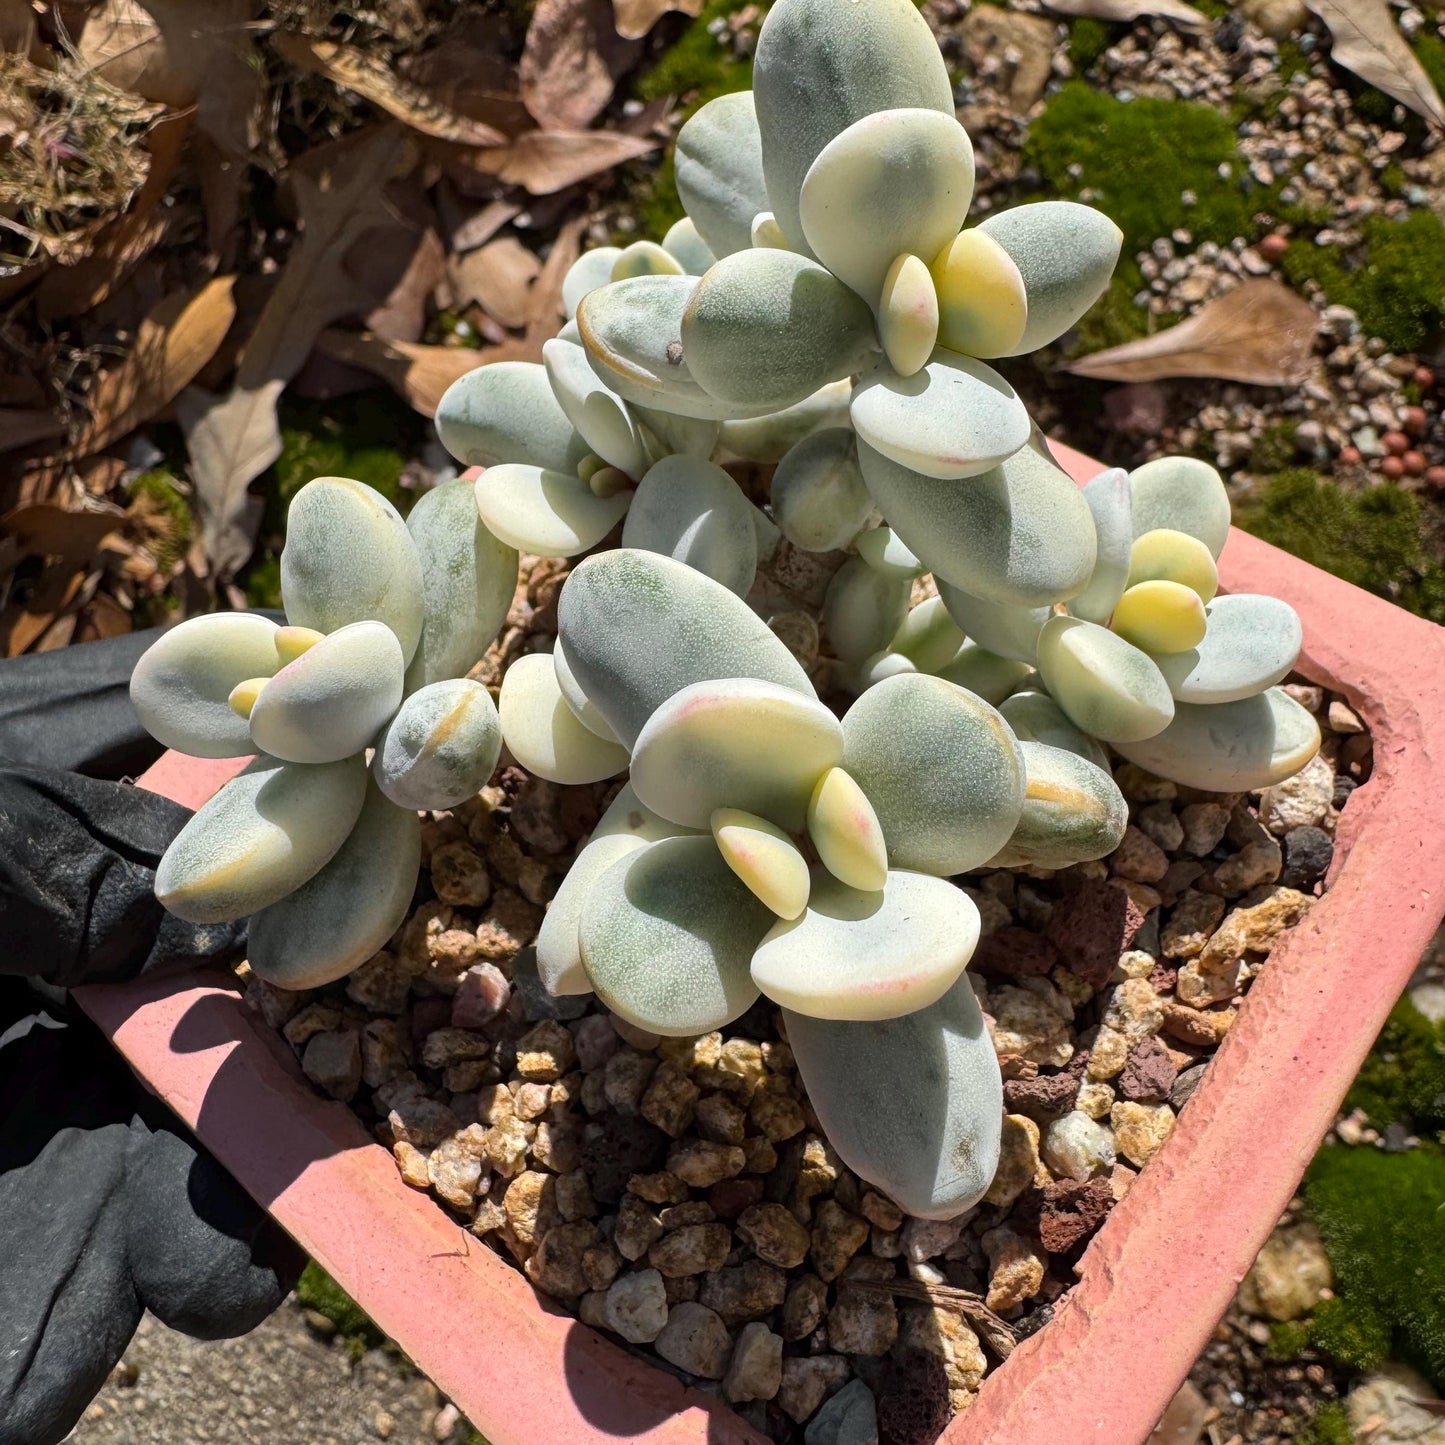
[1268, 1318, 1315, 1360]
[1190, 0, 1230, 16]
[1282, 211, 1445, 354]
[1347, 998, 1445, 1140]
[634, 0, 756, 107]
[1297, 1402, 1356, 1445]
[619, 150, 686, 249]
[1417, 33, 1445, 98]
[128, 468, 192, 571]
[1305, 1144, 1445, 1388]
[1276, 39, 1312, 86]
[1248, 420, 1299, 474]
[1022, 83, 1253, 255]
[1236, 469, 1445, 623]
[295, 1262, 387, 1362]
[1067, 17, 1119, 74]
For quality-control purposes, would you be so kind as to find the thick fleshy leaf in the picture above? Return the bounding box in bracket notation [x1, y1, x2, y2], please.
[1110, 579, 1207, 654]
[842, 673, 1025, 875]
[754, 868, 978, 1021]
[633, 404, 719, 464]
[554, 633, 620, 741]
[621, 454, 758, 595]
[933, 642, 1032, 705]
[557, 548, 815, 748]
[1068, 466, 1132, 624]
[1153, 593, 1302, 704]
[712, 808, 811, 919]
[753, 0, 954, 252]
[988, 742, 1127, 870]
[562, 247, 622, 319]
[1113, 687, 1321, 792]
[851, 350, 1030, 481]
[281, 478, 425, 665]
[931, 229, 1027, 360]
[435, 360, 588, 472]
[630, 677, 843, 830]
[798, 108, 973, 307]
[1129, 455, 1232, 558]
[770, 427, 874, 553]
[784, 972, 1003, 1219]
[537, 833, 645, 996]
[674, 91, 770, 259]
[861, 440, 1097, 606]
[130, 613, 280, 758]
[499, 652, 629, 785]
[1127, 527, 1219, 602]
[878, 253, 939, 377]
[854, 526, 923, 578]
[155, 755, 367, 924]
[935, 580, 1050, 664]
[891, 596, 967, 674]
[977, 201, 1123, 355]
[275, 626, 323, 664]
[580, 835, 774, 1035]
[372, 678, 501, 811]
[474, 463, 630, 558]
[998, 688, 1111, 771]
[855, 650, 918, 690]
[663, 216, 717, 276]
[680, 250, 876, 412]
[592, 781, 701, 844]
[543, 337, 648, 476]
[1035, 615, 1175, 744]
[404, 478, 519, 692]
[249, 621, 403, 764]
[248, 781, 420, 989]
[823, 556, 912, 665]
[750, 212, 787, 250]
[807, 766, 887, 892]
[716, 380, 851, 463]
[612, 239, 684, 281]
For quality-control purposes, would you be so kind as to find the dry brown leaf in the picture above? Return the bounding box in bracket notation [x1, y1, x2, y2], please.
[1041, 0, 1206, 31]
[0, 410, 65, 454]
[521, 0, 642, 131]
[313, 331, 507, 416]
[181, 126, 415, 577]
[73, 275, 237, 456]
[524, 215, 585, 346]
[271, 32, 507, 146]
[445, 198, 524, 254]
[610, 0, 703, 42]
[36, 111, 191, 322]
[0, 0, 39, 57]
[1065, 279, 1318, 386]
[77, 0, 262, 157]
[449, 236, 541, 330]
[0, 501, 124, 655]
[1305, 0, 1445, 128]
[452, 128, 657, 195]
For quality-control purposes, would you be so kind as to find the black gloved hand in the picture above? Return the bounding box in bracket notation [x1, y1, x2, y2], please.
[0, 625, 302, 1445]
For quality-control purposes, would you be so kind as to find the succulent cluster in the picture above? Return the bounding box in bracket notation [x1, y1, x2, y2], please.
[132, 0, 1322, 1222]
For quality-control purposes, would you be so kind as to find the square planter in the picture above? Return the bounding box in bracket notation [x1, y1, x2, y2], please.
[75, 444, 1445, 1445]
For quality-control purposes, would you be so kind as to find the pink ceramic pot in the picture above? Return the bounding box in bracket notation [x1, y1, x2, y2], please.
[74, 444, 1445, 1445]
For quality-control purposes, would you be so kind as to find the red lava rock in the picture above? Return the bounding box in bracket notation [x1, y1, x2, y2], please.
[1118, 1036, 1178, 1104]
[452, 963, 511, 1030]
[1427, 466, 1445, 490]
[1382, 430, 1411, 456]
[876, 1347, 952, 1445]
[409, 998, 453, 1049]
[1414, 365, 1436, 391]
[1105, 382, 1168, 435]
[1148, 962, 1179, 993]
[1338, 446, 1362, 466]
[1401, 405, 1428, 438]
[1403, 450, 1427, 477]
[709, 1177, 765, 1219]
[1381, 455, 1406, 480]
[1003, 1071, 1078, 1124]
[972, 926, 1059, 979]
[1038, 1177, 1116, 1254]
[1046, 881, 1146, 989]
[1259, 233, 1289, 262]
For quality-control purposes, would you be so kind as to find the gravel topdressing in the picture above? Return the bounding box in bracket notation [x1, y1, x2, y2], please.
[241, 561, 1372, 1445]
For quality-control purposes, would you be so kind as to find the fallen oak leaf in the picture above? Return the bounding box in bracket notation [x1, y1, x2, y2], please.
[1064, 278, 1318, 386]
[313, 331, 517, 416]
[524, 215, 585, 347]
[1305, 0, 1445, 128]
[0, 410, 66, 454]
[449, 235, 541, 330]
[520, 0, 642, 131]
[181, 125, 415, 577]
[271, 31, 508, 146]
[71, 274, 238, 456]
[450, 128, 657, 195]
[611, 0, 703, 42]
[1040, 0, 1207, 31]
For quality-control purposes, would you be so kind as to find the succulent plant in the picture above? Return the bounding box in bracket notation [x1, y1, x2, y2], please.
[131, 476, 516, 988]
[133, 0, 1327, 1225]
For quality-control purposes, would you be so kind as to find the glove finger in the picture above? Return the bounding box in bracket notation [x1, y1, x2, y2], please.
[124, 1115, 303, 1339]
[0, 1100, 141, 1445]
[0, 765, 245, 987]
